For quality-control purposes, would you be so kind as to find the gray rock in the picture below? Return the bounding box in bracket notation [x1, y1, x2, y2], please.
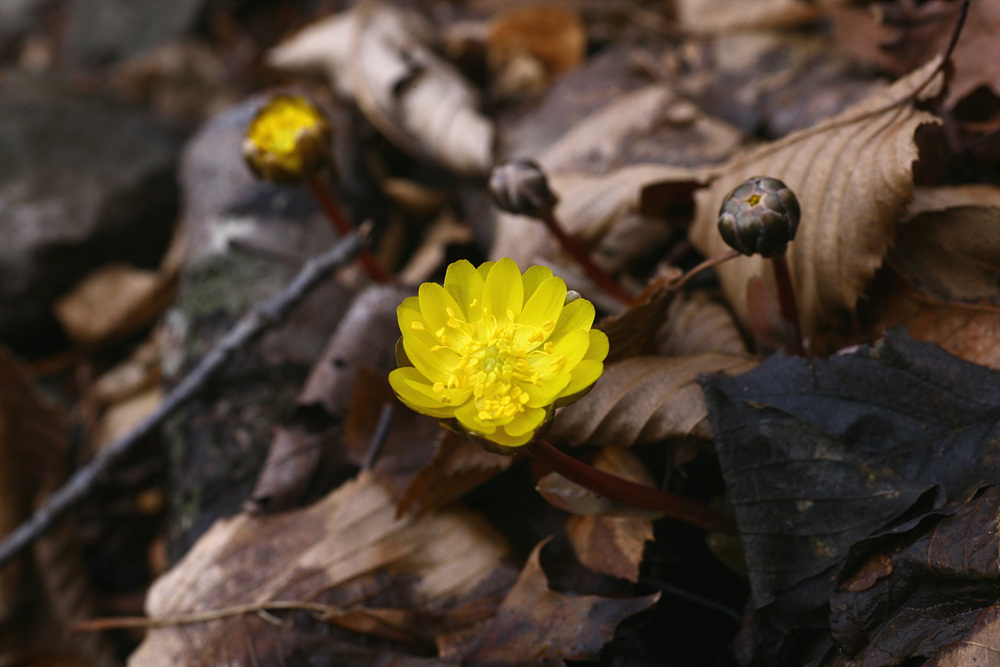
[66, 0, 207, 67]
[162, 96, 365, 560]
[0, 72, 185, 351]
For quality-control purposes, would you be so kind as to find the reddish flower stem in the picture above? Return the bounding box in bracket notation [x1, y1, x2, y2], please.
[526, 439, 737, 534]
[305, 177, 394, 284]
[770, 253, 806, 356]
[539, 211, 633, 306]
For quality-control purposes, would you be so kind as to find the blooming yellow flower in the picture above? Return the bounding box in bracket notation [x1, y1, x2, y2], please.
[390, 258, 609, 448]
[242, 94, 332, 183]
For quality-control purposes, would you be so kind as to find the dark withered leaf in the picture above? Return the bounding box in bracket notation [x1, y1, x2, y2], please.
[701, 330, 1000, 659]
[824, 486, 1000, 667]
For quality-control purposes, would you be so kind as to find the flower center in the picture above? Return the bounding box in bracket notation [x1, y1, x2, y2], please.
[430, 307, 565, 423]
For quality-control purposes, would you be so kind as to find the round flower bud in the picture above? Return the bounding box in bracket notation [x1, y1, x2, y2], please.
[717, 176, 800, 258]
[242, 94, 333, 184]
[488, 158, 559, 217]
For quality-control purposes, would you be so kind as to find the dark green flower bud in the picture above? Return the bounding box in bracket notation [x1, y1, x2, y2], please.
[488, 158, 558, 217]
[717, 176, 800, 257]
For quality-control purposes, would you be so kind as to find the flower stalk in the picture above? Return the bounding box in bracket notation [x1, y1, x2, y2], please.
[305, 177, 394, 284]
[770, 253, 805, 356]
[489, 159, 632, 306]
[526, 439, 737, 534]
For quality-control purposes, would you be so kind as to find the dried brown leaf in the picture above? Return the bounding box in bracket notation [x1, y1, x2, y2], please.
[269, 1, 494, 175]
[129, 472, 513, 666]
[861, 270, 1000, 370]
[399, 430, 511, 517]
[687, 55, 945, 347]
[894, 185, 1000, 302]
[462, 539, 659, 665]
[548, 354, 759, 447]
[561, 449, 656, 583]
[657, 290, 750, 357]
[491, 163, 695, 272]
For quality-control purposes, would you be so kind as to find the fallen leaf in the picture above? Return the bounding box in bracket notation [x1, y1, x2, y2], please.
[558, 449, 656, 583]
[686, 55, 945, 347]
[701, 331, 1000, 661]
[268, 1, 494, 175]
[54, 227, 183, 347]
[461, 539, 659, 665]
[676, 0, 822, 34]
[893, 185, 1000, 302]
[549, 353, 759, 447]
[827, 486, 1000, 666]
[656, 290, 750, 358]
[399, 430, 512, 517]
[926, 604, 1000, 667]
[129, 472, 514, 666]
[491, 163, 695, 273]
[249, 285, 411, 512]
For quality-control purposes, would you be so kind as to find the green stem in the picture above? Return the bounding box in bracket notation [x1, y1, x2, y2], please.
[526, 439, 737, 534]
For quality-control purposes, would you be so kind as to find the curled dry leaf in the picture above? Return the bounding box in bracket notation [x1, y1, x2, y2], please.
[686, 55, 945, 347]
[268, 1, 494, 175]
[129, 472, 513, 666]
[461, 539, 659, 665]
[548, 353, 759, 447]
[861, 185, 1000, 370]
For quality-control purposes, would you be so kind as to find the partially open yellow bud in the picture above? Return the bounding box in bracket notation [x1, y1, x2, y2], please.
[242, 94, 332, 183]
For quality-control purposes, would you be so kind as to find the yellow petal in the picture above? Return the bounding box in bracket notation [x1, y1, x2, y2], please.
[476, 261, 495, 282]
[403, 336, 459, 383]
[482, 258, 524, 324]
[521, 265, 554, 303]
[518, 276, 566, 341]
[398, 305, 439, 350]
[485, 426, 534, 448]
[561, 359, 604, 399]
[418, 282, 473, 347]
[389, 368, 457, 418]
[503, 406, 547, 438]
[548, 298, 595, 343]
[455, 400, 497, 435]
[549, 329, 591, 372]
[443, 259, 484, 320]
[583, 329, 609, 362]
[524, 372, 571, 408]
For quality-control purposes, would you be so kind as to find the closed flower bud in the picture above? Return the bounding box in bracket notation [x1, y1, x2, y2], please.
[243, 95, 333, 184]
[717, 176, 800, 257]
[489, 158, 559, 217]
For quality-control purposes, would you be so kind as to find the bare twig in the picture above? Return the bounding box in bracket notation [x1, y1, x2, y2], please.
[0, 233, 366, 569]
[74, 600, 342, 632]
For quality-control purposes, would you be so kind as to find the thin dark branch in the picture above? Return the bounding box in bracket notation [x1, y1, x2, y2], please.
[0, 233, 366, 569]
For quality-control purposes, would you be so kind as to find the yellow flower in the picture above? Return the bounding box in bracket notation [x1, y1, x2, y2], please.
[242, 94, 332, 183]
[390, 258, 609, 449]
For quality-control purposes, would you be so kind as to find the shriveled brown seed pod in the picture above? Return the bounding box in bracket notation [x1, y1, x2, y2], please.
[717, 176, 800, 257]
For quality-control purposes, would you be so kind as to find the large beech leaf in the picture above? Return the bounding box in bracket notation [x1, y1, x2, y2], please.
[686, 56, 944, 345]
[701, 332, 1000, 662]
[549, 353, 758, 447]
[129, 472, 514, 666]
